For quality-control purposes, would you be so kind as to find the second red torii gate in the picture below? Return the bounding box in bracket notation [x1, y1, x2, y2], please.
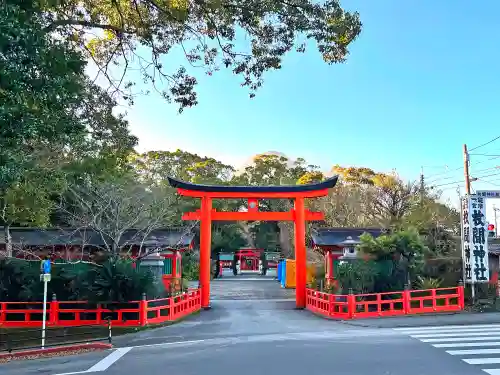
[167, 176, 339, 309]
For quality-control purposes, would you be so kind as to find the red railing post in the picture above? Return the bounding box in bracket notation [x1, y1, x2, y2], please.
[432, 289, 437, 311]
[403, 285, 411, 315]
[328, 293, 334, 317]
[0, 302, 5, 325]
[348, 289, 356, 319]
[139, 293, 148, 326]
[458, 281, 465, 310]
[49, 294, 59, 326]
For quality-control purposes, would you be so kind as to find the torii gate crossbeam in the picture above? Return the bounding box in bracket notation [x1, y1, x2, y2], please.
[167, 176, 339, 309]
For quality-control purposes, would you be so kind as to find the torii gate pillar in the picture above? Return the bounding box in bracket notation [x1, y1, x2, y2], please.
[199, 196, 212, 308]
[294, 197, 307, 307]
[167, 176, 339, 309]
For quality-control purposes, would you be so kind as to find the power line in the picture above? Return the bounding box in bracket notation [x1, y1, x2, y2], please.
[425, 155, 500, 183]
[430, 171, 500, 189]
[472, 171, 500, 180]
[427, 165, 500, 185]
[469, 135, 500, 152]
[482, 180, 500, 188]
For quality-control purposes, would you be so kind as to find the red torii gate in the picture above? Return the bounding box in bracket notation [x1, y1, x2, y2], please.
[167, 176, 339, 309]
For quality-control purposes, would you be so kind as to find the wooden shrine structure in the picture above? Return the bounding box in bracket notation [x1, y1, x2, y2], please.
[167, 176, 339, 309]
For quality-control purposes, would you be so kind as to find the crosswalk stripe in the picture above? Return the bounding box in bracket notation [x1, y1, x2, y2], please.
[403, 327, 500, 335]
[395, 324, 500, 374]
[447, 348, 500, 355]
[463, 358, 500, 365]
[433, 341, 500, 348]
[412, 332, 500, 338]
[394, 324, 500, 332]
[422, 336, 500, 343]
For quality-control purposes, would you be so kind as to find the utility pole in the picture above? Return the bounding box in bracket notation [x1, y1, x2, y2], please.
[494, 205, 499, 237]
[463, 144, 471, 194]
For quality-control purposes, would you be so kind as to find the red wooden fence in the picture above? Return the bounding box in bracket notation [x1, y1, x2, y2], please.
[306, 286, 465, 319]
[0, 289, 201, 328]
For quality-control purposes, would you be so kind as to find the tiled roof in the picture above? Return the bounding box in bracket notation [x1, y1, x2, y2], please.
[0, 227, 195, 247]
[311, 227, 386, 246]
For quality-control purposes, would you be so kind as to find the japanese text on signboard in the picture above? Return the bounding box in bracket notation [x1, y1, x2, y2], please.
[461, 197, 472, 283]
[469, 195, 489, 282]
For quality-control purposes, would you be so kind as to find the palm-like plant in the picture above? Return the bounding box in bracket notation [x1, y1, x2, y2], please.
[82, 260, 155, 303]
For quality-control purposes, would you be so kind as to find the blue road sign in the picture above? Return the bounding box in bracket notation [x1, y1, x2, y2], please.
[41, 259, 51, 274]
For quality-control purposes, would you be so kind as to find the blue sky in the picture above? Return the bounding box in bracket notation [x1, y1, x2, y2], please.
[95, 0, 500, 212]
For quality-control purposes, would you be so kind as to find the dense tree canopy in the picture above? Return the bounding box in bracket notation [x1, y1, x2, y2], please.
[41, 0, 362, 111]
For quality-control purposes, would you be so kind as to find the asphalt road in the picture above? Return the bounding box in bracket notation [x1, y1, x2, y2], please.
[3, 275, 500, 375]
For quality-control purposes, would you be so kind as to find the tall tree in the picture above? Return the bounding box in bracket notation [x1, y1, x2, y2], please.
[0, 0, 139, 255]
[0, 0, 88, 256]
[367, 173, 419, 227]
[131, 150, 234, 185]
[58, 175, 178, 256]
[42, 0, 362, 111]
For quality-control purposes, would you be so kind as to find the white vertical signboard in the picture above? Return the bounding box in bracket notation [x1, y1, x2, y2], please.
[469, 195, 489, 282]
[461, 196, 473, 283]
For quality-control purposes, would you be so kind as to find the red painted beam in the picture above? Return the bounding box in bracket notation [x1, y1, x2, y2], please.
[176, 188, 329, 199]
[181, 210, 324, 221]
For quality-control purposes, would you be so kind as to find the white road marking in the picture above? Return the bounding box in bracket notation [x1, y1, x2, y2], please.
[52, 347, 132, 375]
[412, 331, 500, 338]
[130, 339, 206, 349]
[402, 327, 500, 335]
[421, 336, 500, 343]
[395, 324, 500, 375]
[395, 324, 500, 331]
[85, 347, 132, 372]
[463, 357, 500, 365]
[447, 348, 500, 356]
[433, 341, 500, 348]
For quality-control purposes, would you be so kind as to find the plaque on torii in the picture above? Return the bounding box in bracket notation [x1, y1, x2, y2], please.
[167, 176, 339, 309]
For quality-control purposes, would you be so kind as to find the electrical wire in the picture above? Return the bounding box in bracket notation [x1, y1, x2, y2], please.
[429, 171, 500, 189]
[482, 180, 500, 188]
[469, 135, 500, 152]
[427, 165, 500, 185]
[425, 155, 500, 183]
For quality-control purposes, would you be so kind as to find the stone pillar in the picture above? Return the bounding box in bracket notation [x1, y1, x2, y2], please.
[139, 252, 165, 297]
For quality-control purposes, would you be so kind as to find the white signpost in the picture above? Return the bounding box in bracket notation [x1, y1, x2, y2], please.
[460, 194, 490, 300]
[40, 259, 52, 349]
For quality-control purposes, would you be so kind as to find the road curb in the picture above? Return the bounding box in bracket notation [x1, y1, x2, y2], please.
[0, 342, 113, 361]
[304, 308, 500, 328]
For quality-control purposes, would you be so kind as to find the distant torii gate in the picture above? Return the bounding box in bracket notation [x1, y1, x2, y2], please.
[167, 176, 339, 309]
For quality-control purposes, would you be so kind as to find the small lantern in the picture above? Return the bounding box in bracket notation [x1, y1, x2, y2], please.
[339, 236, 360, 261]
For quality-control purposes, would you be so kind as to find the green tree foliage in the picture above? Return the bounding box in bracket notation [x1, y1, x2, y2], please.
[0, 0, 87, 190]
[335, 261, 379, 294]
[82, 260, 156, 302]
[0, 0, 139, 255]
[42, 0, 362, 111]
[212, 225, 247, 253]
[0, 258, 156, 302]
[0, 0, 87, 254]
[357, 229, 428, 290]
[131, 150, 235, 185]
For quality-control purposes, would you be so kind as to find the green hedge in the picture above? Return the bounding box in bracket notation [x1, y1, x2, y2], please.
[0, 258, 157, 303]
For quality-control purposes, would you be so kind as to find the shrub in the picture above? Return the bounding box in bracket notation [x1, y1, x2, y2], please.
[79, 260, 156, 302]
[336, 261, 379, 294]
[415, 276, 443, 290]
[0, 258, 37, 301]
